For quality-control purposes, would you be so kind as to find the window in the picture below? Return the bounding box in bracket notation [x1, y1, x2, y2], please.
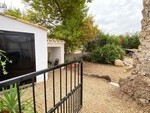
[0, 30, 36, 81]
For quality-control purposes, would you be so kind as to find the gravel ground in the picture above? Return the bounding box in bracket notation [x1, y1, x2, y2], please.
[22, 59, 150, 113]
[80, 76, 149, 113]
[83, 62, 132, 83]
[80, 61, 150, 113]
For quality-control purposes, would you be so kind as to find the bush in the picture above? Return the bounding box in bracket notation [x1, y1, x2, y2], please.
[0, 84, 34, 113]
[82, 54, 92, 62]
[91, 44, 125, 64]
[120, 36, 129, 48]
[84, 33, 121, 52]
[128, 34, 140, 49]
[83, 39, 99, 52]
[98, 33, 120, 47]
[120, 33, 140, 49]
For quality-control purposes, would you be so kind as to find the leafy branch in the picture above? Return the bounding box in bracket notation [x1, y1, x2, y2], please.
[0, 50, 12, 75]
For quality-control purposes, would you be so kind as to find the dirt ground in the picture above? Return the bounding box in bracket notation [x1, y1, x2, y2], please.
[80, 61, 150, 113]
[83, 62, 132, 83]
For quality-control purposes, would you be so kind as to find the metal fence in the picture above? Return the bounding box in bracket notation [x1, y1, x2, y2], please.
[0, 59, 83, 113]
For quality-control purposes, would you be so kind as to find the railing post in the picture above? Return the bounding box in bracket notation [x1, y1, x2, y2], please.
[16, 83, 22, 113]
[80, 60, 83, 106]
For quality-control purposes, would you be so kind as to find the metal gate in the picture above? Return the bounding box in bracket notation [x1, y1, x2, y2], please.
[0, 59, 83, 113]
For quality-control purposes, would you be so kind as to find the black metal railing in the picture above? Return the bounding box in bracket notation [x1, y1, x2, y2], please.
[0, 59, 83, 113]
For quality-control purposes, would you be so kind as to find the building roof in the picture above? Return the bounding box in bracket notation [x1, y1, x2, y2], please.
[47, 39, 65, 43]
[0, 13, 48, 31]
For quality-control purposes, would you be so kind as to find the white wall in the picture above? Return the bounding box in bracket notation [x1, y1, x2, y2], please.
[0, 15, 48, 82]
[47, 43, 64, 64]
[51, 47, 61, 64]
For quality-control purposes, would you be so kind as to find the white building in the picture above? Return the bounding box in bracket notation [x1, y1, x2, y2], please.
[0, 14, 64, 82]
[47, 39, 65, 65]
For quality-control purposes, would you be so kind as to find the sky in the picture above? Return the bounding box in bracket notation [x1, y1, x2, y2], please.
[88, 0, 143, 35]
[0, 0, 144, 35]
[0, 0, 25, 10]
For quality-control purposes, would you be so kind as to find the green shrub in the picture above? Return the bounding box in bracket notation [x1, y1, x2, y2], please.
[120, 33, 140, 49]
[91, 44, 125, 64]
[98, 33, 120, 47]
[84, 33, 121, 52]
[83, 39, 99, 52]
[121, 36, 129, 48]
[0, 84, 34, 113]
[128, 34, 140, 49]
[82, 55, 91, 62]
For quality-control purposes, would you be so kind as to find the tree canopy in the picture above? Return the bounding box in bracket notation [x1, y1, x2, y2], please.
[3, 0, 100, 53]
